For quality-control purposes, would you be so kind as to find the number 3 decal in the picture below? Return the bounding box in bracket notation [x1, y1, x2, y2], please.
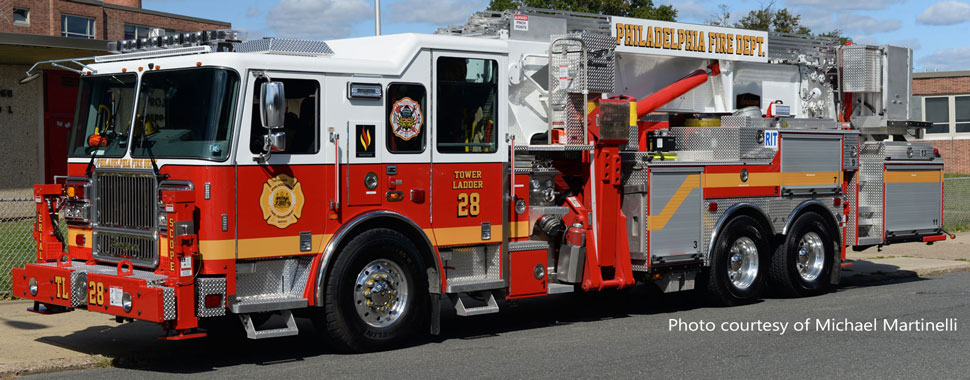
[457, 192, 480, 217]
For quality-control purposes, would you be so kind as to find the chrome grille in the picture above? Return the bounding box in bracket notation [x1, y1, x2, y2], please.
[95, 172, 157, 230]
[93, 231, 158, 268]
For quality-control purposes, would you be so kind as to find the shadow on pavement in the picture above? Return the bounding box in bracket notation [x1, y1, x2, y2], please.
[35, 273, 918, 374]
[1, 317, 50, 330]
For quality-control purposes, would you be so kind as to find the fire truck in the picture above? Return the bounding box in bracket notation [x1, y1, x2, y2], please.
[12, 8, 950, 351]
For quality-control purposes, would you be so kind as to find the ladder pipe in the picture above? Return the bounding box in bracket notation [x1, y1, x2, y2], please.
[636, 62, 721, 118]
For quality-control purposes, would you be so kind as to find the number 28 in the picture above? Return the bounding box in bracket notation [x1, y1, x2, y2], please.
[457, 192, 480, 217]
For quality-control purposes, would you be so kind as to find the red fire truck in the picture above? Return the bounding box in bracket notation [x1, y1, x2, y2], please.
[12, 9, 949, 352]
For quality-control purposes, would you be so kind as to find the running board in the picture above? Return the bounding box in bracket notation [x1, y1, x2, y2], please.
[240, 310, 299, 339]
[449, 293, 499, 316]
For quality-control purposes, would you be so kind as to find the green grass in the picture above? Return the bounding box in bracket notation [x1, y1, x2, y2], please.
[944, 173, 970, 178]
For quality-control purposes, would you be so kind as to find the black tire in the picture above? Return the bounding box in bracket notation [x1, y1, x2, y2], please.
[769, 212, 834, 297]
[707, 215, 769, 306]
[319, 228, 428, 352]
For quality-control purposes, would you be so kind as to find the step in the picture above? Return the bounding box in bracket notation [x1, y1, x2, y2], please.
[449, 292, 499, 317]
[547, 283, 575, 295]
[240, 310, 299, 339]
[515, 144, 594, 152]
[509, 240, 549, 252]
[231, 295, 307, 314]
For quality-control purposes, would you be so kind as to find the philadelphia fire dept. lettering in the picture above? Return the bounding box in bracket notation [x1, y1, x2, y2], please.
[259, 174, 306, 229]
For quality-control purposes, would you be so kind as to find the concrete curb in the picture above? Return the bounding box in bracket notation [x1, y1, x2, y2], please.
[0, 355, 108, 378]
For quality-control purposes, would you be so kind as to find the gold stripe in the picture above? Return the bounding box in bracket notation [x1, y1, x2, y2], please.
[702, 171, 841, 188]
[781, 171, 841, 186]
[509, 221, 530, 239]
[67, 228, 92, 248]
[885, 170, 940, 184]
[648, 174, 700, 231]
[703, 172, 779, 188]
[432, 225, 503, 247]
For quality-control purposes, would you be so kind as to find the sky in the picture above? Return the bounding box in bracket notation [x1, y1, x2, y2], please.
[142, 0, 970, 72]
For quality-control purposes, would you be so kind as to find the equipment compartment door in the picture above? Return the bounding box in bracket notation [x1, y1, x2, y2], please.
[884, 164, 943, 236]
[648, 167, 703, 264]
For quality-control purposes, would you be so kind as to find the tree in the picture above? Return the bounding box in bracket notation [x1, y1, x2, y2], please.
[733, 1, 810, 34]
[707, 4, 731, 27]
[487, 0, 677, 21]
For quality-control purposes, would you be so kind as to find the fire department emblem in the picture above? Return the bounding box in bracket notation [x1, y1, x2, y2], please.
[259, 174, 305, 229]
[389, 97, 423, 141]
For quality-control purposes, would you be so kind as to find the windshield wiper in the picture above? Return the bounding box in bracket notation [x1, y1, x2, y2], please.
[139, 133, 168, 181]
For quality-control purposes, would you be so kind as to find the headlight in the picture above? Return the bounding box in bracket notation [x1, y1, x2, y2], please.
[29, 278, 38, 296]
[122, 292, 133, 312]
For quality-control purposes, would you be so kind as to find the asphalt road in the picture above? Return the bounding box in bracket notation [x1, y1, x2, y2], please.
[27, 273, 970, 379]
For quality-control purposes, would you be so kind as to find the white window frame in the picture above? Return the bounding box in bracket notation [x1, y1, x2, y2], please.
[61, 14, 95, 39]
[13, 8, 29, 26]
[919, 94, 970, 140]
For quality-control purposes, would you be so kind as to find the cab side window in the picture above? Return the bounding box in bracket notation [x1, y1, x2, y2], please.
[250, 78, 319, 154]
[385, 83, 427, 154]
[436, 57, 499, 153]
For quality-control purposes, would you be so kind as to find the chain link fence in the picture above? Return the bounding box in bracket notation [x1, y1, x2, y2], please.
[1, 198, 38, 296]
[944, 177, 970, 232]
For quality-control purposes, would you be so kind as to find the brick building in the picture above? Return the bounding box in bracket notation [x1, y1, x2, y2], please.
[913, 71, 970, 174]
[0, 0, 228, 196]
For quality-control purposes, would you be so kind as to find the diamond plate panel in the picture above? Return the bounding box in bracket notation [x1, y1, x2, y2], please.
[847, 172, 858, 245]
[235, 256, 313, 299]
[858, 143, 884, 243]
[442, 244, 501, 286]
[196, 277, 227, 318]
[843, 134, 860, 170]
[70, 271, 87, 308]
[234, 38, 334, 56]
[668, 127, 742, 162]
[842, 46, 881, 92]
[162, 287, 176, 321]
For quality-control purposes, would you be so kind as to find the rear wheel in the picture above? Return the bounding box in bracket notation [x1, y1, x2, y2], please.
[319, 228, 428, 352]
[707, 215, 768, 306]
[769, 212, 834, 297]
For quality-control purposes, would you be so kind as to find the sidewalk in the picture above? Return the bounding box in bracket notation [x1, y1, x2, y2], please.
[1, 233, 968, 378]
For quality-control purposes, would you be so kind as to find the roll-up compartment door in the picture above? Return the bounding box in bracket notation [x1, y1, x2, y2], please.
[884, 164, 943, 237]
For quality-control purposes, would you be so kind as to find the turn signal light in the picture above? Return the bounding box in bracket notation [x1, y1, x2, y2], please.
[75, 233, 86, 247]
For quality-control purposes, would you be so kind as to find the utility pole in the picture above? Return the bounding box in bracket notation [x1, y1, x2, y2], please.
[375, 0, 381, 36]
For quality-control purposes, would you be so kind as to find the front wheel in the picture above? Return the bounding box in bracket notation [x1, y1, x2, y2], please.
[319, 228, 428, 352]
[706, 215, 769, 306]
[769, 212, 834, 297]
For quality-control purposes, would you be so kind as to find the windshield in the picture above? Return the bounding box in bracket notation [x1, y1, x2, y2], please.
[69, 74, 138, 157]
[131, 68, 240, 160]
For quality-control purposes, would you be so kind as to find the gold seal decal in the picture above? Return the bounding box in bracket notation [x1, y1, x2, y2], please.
[259, 174, 305, 229]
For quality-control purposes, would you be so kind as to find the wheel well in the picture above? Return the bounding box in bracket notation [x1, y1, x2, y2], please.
[784, 203, 841, 246]
[314, 213, 439, 306]
[707, 204, 773, 261]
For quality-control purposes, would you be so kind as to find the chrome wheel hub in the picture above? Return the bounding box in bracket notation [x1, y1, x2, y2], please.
[353, 259, 408, 328]
[727, 236, 759, 289]
[796, 232, 825, 281]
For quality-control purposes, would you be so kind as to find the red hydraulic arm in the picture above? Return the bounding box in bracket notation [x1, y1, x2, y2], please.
[636, 62, 721, 118]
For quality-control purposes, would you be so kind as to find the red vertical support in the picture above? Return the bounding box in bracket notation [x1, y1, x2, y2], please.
[162, 190, 199, 331]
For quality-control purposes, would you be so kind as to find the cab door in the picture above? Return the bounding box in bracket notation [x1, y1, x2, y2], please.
[430, 52, 508, 288]
[236, 72, 328, 260]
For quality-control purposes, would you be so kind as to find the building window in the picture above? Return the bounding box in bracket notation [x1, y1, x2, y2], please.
[13, 8, 29, 26]
[924, 97, 949, 134]
[957, 96, 970, 133]
[61, 14, 95, 39]
[124, 24, 150, 40]
[920, 95, 970, 137]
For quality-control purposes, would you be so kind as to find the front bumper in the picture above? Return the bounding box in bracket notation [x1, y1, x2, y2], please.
[12, 261, 176, 322]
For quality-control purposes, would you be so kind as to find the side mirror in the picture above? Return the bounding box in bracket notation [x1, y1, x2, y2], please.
[260, 82, 286, 129]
